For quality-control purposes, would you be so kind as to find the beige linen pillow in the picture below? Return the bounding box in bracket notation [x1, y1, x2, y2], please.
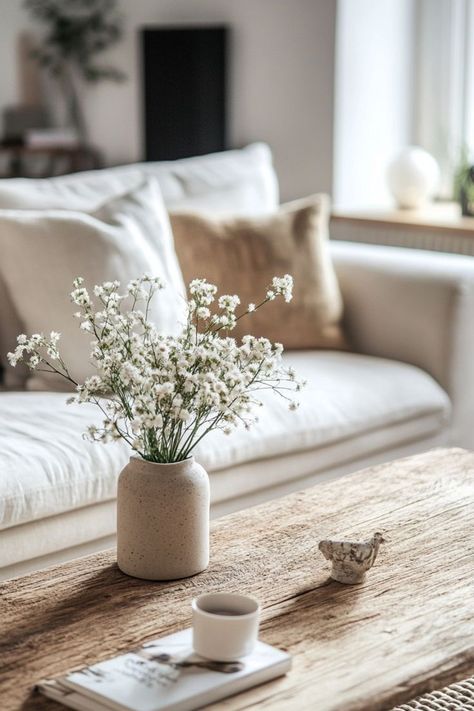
[0, 180, 186, 391]
[170, 194, 345, 349]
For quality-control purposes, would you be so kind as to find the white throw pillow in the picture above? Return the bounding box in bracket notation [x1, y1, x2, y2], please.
[0, 179, 186, 391]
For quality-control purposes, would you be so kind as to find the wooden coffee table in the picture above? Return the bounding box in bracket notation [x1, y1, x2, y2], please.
[2, 447, 474, 711]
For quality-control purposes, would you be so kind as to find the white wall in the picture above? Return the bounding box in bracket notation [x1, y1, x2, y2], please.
[0, 0, 337, 202]
[333, 0, 416, 208]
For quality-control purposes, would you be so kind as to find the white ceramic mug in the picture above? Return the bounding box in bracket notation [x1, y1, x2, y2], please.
[192, 592, 260, 661]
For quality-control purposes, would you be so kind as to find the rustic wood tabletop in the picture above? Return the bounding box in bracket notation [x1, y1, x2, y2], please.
[1, 447, 474, 711]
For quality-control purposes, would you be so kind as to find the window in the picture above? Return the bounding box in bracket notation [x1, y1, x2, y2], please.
[416, 0, 474, 196]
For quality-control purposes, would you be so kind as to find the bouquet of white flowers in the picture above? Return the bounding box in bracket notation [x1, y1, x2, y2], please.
[8, 274, 303, 463]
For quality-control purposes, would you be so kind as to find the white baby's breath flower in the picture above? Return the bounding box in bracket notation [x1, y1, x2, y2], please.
[271, 274, 294, 303]
[84, 375, 103, 391]
[218, 313, 237, 330]
[218, 294, 240, 311]
[28, 354, 40, 368]
[71, 286, 91, 307]
[196, 306, 210, 319]
[46, 345, 59, 360]
[8, 272, 304, 462]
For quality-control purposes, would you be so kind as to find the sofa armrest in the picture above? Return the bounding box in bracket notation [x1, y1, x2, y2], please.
[330, 240, 474, 447]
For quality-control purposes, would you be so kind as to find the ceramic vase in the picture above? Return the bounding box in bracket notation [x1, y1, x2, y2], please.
[387, 146, 440, 209]
[117, 456, 210, 580]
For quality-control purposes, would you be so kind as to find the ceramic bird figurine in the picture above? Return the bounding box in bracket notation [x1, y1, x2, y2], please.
[318, 532, 385, 584]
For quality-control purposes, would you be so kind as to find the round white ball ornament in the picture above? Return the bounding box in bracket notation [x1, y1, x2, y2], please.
[387, 146, 440, 209]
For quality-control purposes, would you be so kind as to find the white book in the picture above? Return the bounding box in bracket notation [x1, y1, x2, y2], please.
[37, 628, 291, 711]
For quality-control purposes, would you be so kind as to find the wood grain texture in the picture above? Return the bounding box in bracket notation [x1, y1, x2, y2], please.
[1, 447, 474, 711]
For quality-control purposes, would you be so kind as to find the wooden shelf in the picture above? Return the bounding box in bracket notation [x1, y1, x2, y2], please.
[331, 202, 474, 237]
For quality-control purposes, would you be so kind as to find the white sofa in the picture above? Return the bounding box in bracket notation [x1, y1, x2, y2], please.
[1, 143, 474, 580]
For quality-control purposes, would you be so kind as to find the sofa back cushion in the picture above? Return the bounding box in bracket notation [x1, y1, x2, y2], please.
[0, 180, 186, 391]
[171, 194, 346, 350]
[0, 143, 278, 214]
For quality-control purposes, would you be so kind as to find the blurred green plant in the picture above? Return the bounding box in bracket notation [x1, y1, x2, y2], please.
[453, 146, 474, 216]
[453, 146, 471, 203]
[24, 0, 126, 141]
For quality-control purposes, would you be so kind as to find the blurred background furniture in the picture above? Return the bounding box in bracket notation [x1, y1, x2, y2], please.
[331, 202, 474, 256]
[0, 143, 103, 178]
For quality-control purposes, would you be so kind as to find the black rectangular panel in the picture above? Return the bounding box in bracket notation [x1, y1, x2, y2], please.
[142, 26, 227, 161]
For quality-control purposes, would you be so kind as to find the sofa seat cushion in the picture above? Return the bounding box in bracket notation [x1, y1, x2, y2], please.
[195, 351, 450, 472]
[0, 352, 450, 532]
[0, 393, 130, 532]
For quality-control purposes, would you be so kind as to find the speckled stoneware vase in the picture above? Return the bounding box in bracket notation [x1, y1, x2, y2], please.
[117, 456, 210, 581]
